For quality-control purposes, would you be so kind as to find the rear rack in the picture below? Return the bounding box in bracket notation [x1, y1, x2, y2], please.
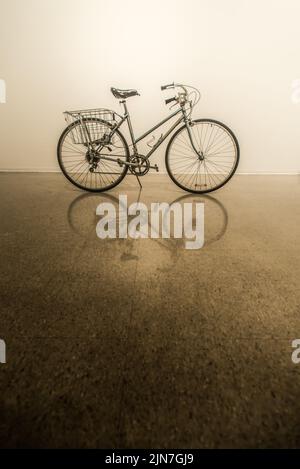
[64, 108, 121, 145]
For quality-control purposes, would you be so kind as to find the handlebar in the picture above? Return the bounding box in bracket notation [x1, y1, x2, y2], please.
[161, 83, 174, 91]
[165, 97, 177, 105]
[161, 83, 201, 110]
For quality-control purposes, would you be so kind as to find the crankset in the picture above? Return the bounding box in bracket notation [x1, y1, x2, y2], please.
[125, 155, 158, 176]
[129, 155, 150, 176]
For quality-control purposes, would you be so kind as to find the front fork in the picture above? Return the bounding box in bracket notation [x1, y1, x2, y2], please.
[182, 110, 204, 160]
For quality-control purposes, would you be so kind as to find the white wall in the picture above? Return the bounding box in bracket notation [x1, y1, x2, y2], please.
[0, 0, 299, 173]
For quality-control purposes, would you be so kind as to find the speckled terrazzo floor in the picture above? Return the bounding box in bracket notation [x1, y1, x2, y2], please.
[0, 173, 299, 448]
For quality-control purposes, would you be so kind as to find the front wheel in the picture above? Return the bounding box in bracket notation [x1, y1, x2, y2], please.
[165, 119, 240, 194]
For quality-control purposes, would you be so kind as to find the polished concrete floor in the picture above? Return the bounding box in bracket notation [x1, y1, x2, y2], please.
[0, 173, 299, 448]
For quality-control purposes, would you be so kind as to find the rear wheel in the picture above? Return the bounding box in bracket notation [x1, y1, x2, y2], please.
[165, 119, 240, 193]
[57, 118, 129, 192]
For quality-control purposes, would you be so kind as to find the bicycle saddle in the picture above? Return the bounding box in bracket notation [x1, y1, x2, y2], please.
[111, 87, 140, 99]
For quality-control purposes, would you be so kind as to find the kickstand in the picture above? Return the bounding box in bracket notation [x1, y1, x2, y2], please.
[135, 173, 142, 189]
[136, 186, 142, 204]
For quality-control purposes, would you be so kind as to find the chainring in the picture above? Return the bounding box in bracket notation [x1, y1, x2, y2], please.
[129, 155, 150, 176]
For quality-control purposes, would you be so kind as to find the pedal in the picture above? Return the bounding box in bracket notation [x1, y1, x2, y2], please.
[149, 164, 159, 172]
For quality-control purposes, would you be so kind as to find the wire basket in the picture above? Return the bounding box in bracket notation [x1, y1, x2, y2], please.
[64, 108, 120, 145]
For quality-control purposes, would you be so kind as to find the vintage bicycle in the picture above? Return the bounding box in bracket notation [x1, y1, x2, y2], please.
[57, 83, 240, 193]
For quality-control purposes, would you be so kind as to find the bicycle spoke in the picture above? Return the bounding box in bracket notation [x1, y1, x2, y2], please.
[167, 120, 238, 193]
[58, 119, 128, 191]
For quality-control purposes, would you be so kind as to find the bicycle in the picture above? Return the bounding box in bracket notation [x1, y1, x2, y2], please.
[57, 83, 240, 193]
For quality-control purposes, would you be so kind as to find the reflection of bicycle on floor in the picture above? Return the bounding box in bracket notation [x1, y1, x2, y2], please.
[67, 192, 228, 250]
[58, 83, 240, 194]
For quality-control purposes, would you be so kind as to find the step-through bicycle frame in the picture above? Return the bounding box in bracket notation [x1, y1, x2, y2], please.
[95, 99, 200, 167]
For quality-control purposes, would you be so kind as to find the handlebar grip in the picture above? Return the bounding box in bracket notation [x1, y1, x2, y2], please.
[165, 97, 177, 105]
[161, 83, 174, 91]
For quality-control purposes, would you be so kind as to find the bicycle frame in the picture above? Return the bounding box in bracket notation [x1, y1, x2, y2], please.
[119, 100, 186, 159]
[92, 99, 202, 170]
[109, 100, 200, 161]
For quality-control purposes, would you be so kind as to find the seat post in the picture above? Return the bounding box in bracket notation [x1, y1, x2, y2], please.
[120, 99, 127, 115]
[121, 99, 137, 153]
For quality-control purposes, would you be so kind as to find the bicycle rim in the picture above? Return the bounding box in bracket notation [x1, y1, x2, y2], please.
[57, 118, 129, 192]
[166, 119, 240, 193]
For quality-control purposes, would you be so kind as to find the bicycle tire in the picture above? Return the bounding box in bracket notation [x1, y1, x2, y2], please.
[165, 119, 240, 194]
[57, 118, 129, 192]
